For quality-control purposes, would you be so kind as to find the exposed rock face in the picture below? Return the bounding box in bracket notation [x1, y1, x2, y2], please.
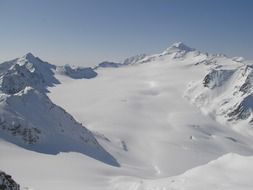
[238, 65, 253, 94]
[0, 53, 59, 94]
[96, 61, 122, 68]
[56, 64, 97, 79]
[202, 69, 234, 89]
[0, 171, 20, 190]
[1, 64, 45, 94]
[228, 95, 253, 121]
[186, 59, 253, 126]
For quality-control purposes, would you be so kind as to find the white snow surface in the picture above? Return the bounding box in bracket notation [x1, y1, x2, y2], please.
[1, 43, 253, 189]
[112, 153, 253, 190]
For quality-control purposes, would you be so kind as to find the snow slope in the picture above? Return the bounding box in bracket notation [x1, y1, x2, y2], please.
[111, 153, 253, 190]
[95, 61, 122, 68]
[0, 53, 59, 93]
[1, 43, 253, 189]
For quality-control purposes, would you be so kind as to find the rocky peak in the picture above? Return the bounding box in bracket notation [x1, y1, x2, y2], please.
[0, 171, 20, 190]
[163, 42, 196, 54]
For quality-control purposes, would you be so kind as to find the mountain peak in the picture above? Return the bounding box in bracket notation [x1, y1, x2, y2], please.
[169, 42, 195, 51]
[163, 42, 195, 55]
[23, 52, 36, 60]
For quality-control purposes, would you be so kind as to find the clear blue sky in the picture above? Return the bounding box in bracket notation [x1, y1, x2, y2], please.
[0, 0, 252, 66]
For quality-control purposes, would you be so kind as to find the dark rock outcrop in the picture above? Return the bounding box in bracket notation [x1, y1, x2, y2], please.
[0, 171, 20, 190]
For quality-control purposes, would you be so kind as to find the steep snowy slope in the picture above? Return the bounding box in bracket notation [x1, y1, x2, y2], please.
[0, 87, 118, 165]
[186, 55, 253, 133]
[0, 53, 59, 93]
[0, 53, 118, 166]
[95, 61, 122, 68]
[122, 54, 147, 65]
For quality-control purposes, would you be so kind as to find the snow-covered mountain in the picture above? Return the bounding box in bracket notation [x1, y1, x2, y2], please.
[1, 43, 253, 189]
[185, 53, 253, 132]
[0, 53, 59, 93]
[95, 54, 147, 69]
[101, 42, 253, 132]
[122, 54, 147, 65]
[162, 41, 195, 56]
[56, 64, 97, 79]
[0, 53, 118, 166]
[95, 61, 122, 68]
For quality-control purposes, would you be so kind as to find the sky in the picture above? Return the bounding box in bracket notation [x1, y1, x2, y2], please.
[0, 0, 252, 66]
